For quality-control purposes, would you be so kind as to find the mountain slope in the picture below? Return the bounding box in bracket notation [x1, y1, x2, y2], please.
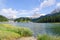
[0, 15, 8, 22]
[14, 17, 31, 22]
[32, 8, 60, 23]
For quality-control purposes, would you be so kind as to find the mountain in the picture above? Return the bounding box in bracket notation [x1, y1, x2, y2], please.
[0, 15, 8, 22]
[28, 13, 45, 19]
[52, 7, 60, 13]
[30, 13, 45, 18]
[31, 8, 60, 23]
[14, 17, 31, 22]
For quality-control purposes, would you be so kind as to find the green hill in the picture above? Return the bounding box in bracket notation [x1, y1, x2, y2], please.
[32, 9, 60, 23]
[14, 17, 31, 22]
[0, 15, 8, 22]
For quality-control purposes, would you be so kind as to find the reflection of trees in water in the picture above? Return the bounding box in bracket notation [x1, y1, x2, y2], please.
[46, 24, 60, 35]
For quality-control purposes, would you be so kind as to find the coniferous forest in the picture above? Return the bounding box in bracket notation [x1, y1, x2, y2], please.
[32, 10, 60, 23]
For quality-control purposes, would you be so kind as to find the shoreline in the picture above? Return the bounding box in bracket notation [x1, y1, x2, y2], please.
[17, 37, 37, 40]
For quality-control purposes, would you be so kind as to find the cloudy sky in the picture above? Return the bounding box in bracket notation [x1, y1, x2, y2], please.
[0, 0, 60, 18]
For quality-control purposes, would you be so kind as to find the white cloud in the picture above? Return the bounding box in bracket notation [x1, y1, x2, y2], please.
[29, 0, 56, 18]
[56, 3, 60, 7]
[31, 13, 46, 18]
[0, 8, 18, 18]
[0, 0, 56, 18]
[1, 4, 54, 19]
[0, 8, 46, 18]
[33, 0, 56, 12]
[19, 10, 31, 15]
[0, 8, 34, 18]
[53, 2, 60, 13]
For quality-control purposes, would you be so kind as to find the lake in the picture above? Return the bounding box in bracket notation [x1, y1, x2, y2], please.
[1, 22, 60, 36]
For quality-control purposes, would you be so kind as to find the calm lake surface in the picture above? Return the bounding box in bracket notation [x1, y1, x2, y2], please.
[1, 22, 60, 36]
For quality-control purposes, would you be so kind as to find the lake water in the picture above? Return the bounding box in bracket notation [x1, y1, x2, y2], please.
[2, 22, 60, 36]
[8, 22, 60, 36]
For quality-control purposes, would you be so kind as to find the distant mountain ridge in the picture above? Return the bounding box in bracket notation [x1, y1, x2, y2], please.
[31, 8, 60, 23]
[52, 7, 60, 13]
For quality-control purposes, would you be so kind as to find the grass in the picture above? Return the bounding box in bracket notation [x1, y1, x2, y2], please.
[0, 30, 20, 40]
[37, 34, 60, 40]
[0, 24, 33, 40]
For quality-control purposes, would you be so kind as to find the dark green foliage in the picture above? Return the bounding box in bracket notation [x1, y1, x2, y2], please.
[37, 34, 50, 40]
[17, 28, 33, 37]
[37, 34, 60, 40]
[47, 26, 60, 35]
[0, 15, 8, 22]
[32, 12, 60, 23]
[14, 17, 31, 22]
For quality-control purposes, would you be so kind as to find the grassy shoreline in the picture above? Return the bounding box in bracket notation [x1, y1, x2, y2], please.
[37, 34, 60, 40]
[0, 24, 33, 40]
[0, 23, 60, 40]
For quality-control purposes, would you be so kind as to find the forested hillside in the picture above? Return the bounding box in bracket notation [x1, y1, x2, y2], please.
[32, 9, 60, 23]
[14, 17, 31, 22]
[0, 15, 8, 22]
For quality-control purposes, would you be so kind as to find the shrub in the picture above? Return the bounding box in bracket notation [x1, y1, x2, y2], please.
[0, 24, 33, 37]
[17, 27, 33, 37]
[37, 34, 60, 40]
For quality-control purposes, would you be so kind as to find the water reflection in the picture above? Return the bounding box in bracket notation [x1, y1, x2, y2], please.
[14, 23, 60, 36]
[1, 22, 60, 36]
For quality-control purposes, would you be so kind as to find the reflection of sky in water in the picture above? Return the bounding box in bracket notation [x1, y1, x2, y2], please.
[14, 23, 49, 36]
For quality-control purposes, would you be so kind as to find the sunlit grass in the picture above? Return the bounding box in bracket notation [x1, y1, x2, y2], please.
[0, 30, 20, 40]
[0, 24, 33, 40]
[37, 34, 60, 40]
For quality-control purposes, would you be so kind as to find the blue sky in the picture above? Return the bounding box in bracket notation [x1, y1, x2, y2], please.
[5, 0, 40, 10]
[0, 0, 60, 18]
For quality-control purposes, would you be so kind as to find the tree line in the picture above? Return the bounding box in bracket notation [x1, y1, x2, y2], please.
[0, 15, 8, 22]
[32, 12, 60, 23]
[0, 10, 60, 23]
[14, 17, 31, 22]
